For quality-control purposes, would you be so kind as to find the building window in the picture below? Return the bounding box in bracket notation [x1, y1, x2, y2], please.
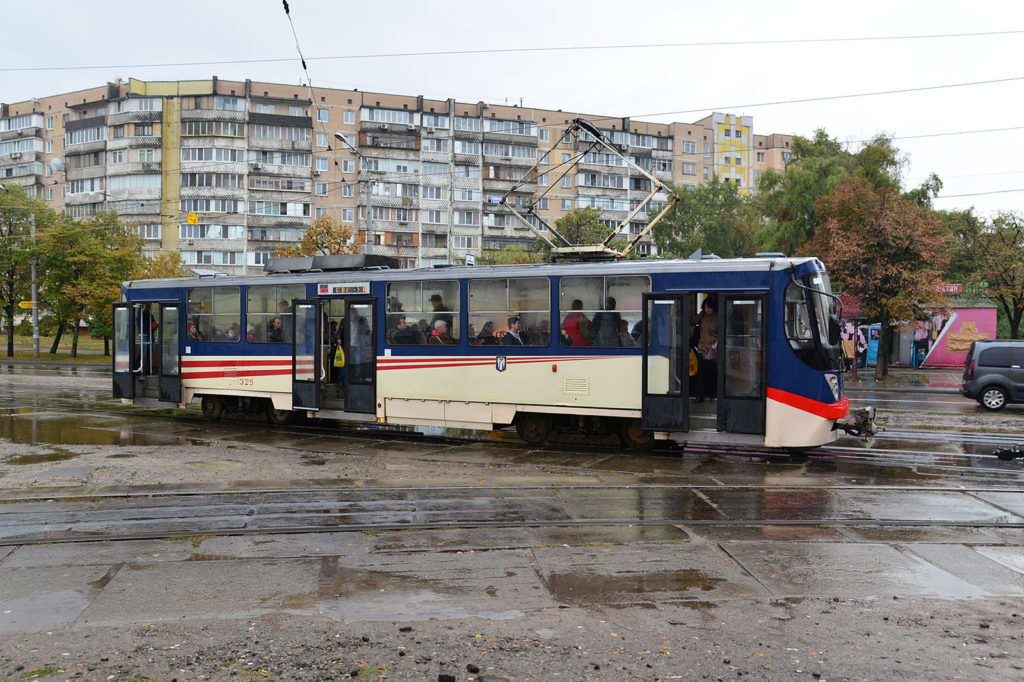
[681, 141, 697, 154]
[214, 96, 244, 111]
[316, 133, 328, 147]
[138, 148, 155, 162]
[561, 199, 571, 211]
[133, 123, 153, 136]
[723, 129, 731, 138]
[342, 159, 355, 173]
[45, 116, 54, 130]
[703, 167, 709, 179]
[682, 163, 696, 175]
[539, 197, 549, 210]
[317, 108, 329, 122]
[45, 140, 53, 153]
[538, 173, 548, 187]
[46, 188, 53, 201]
[560, 176, 571, 189]
[756, 152, 765, 163]
[538, 128, 550, 142]
[341, 184, 354, 198]
[561, 153, 571, 164]
[343, 110, 355, 124]
[289, 105, 305, 116]
[342, 208, 354, 222]
[255, 103, 275, 114]
[452, 235, 474, 249]
[315, 182, 328, 196]
[315, 158, 328, 172]
[315, 207, 328, 218]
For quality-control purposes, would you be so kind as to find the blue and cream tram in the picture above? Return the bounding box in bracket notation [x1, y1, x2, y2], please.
[112, 254, 871, 450]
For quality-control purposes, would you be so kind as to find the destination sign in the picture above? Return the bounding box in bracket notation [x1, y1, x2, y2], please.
[318, 282, 370, 295]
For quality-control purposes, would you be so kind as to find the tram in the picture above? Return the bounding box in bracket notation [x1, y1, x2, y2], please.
[112, 253, 874, 450]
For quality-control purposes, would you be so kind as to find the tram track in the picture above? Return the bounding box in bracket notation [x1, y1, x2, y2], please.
[2, 481, 1022, 546]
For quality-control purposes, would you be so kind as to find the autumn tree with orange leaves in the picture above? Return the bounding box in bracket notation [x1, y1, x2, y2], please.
[804, 177, 951, 379]
[274, 215, 358, 257]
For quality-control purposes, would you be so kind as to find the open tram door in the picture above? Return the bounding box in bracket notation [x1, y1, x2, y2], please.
[157, 303, 182, 403]
[717, 295, 766, 435]
[112, 300, 181, 403]
[642, 294, 691, 432]
[292, 299, 322, 412]
[112, 302, 134, 399]
[340, 298, 377, 414]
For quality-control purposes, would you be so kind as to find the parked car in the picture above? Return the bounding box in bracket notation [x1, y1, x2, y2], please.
[961, 339, 1024, 411]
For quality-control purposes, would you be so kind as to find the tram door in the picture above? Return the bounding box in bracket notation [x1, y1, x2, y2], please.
[642, 294, 691, 432]
[158, 304, 182, 403]
[718, 295, 766, 434]
[340, 298, 376, 414]
[319, 298, 376, 414]
[292, 300, 322, 412]
[112, 302, 134, 399]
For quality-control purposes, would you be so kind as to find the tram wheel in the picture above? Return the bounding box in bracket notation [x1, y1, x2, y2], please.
[618, 419, 655, 451]
[200, 396, 224, 421]
[515, 413, 552, 445]
[266, 401, 294, 426]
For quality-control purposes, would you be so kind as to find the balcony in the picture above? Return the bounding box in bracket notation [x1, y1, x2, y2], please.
[179, 186, 246, 201]
[482, 130, 538, 145]
[106, 110, 162, 126]
[247, 213, 309, 227]
[0, 126, 44, 143]
[367, 194, 418, 209]
[64, 139, 107, 155]
[180, 109, 246, 123]
[247, 137, 312, 152]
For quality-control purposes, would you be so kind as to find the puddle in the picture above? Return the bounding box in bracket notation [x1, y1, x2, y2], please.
[4, 450, 81, 466]
[0, 412, 212, 447]
[544, 569, 723, 604]
[318, 562, 521, 622]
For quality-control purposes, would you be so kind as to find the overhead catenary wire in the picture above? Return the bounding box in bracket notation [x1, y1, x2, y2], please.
[4, 28, 1024, 73]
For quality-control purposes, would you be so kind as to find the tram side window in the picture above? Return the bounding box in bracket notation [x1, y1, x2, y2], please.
[468, 277, 550, 346]
[386, 280, 460, 345]
[187, 286, 241, 342]
[784, 278, 841, 371]
[246, 284, 305, 343]
[559, 275, 649, 347]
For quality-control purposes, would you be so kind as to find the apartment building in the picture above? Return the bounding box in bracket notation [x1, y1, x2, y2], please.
[0, 77, 792, 274]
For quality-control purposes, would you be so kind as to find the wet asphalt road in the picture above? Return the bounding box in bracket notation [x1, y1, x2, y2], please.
[1, 362, 1023, 637]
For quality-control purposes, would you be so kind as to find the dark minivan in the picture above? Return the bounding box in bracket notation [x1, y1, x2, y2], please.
[962, 339, 1024, 411]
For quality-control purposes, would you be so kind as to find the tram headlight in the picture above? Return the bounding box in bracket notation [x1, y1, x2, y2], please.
[825, 373, 840, 402]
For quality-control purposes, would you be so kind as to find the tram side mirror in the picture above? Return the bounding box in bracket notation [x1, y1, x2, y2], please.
[827, 315, 841, 346]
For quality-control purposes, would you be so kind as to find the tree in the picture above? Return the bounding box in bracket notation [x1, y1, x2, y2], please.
[756, 130, 901, 254]
[966, 212, 1024, 338]
[0, 185, 54, 356]
[803, 177, 951, 379]
[533, 207, 631, 257]
[274, 215, 357, 257]
[478, 244, 546, 265]
[137, 250, 191, 280]
[651, 178, 758, 258]
[37, 211, 142, 358]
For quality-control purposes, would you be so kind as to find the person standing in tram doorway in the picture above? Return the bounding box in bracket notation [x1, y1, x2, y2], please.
[693, 296, 718, 403]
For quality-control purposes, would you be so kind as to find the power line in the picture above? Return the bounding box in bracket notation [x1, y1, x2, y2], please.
[3, 29, 1024, 73]
[601, 75, 1024, 123]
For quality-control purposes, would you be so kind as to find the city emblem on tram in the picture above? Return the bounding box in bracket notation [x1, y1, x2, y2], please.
[495, 356, 507, 372]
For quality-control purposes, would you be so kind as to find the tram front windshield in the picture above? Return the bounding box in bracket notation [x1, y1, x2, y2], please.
[784, 272, 842, 371]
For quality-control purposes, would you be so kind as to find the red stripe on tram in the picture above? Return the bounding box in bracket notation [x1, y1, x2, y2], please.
[766, 387, 850, 420]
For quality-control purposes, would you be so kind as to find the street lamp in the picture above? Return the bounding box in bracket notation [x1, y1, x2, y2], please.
[0, 183, 39, 358]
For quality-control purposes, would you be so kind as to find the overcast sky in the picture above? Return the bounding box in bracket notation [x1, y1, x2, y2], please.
[4, 0, 1023, 217]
